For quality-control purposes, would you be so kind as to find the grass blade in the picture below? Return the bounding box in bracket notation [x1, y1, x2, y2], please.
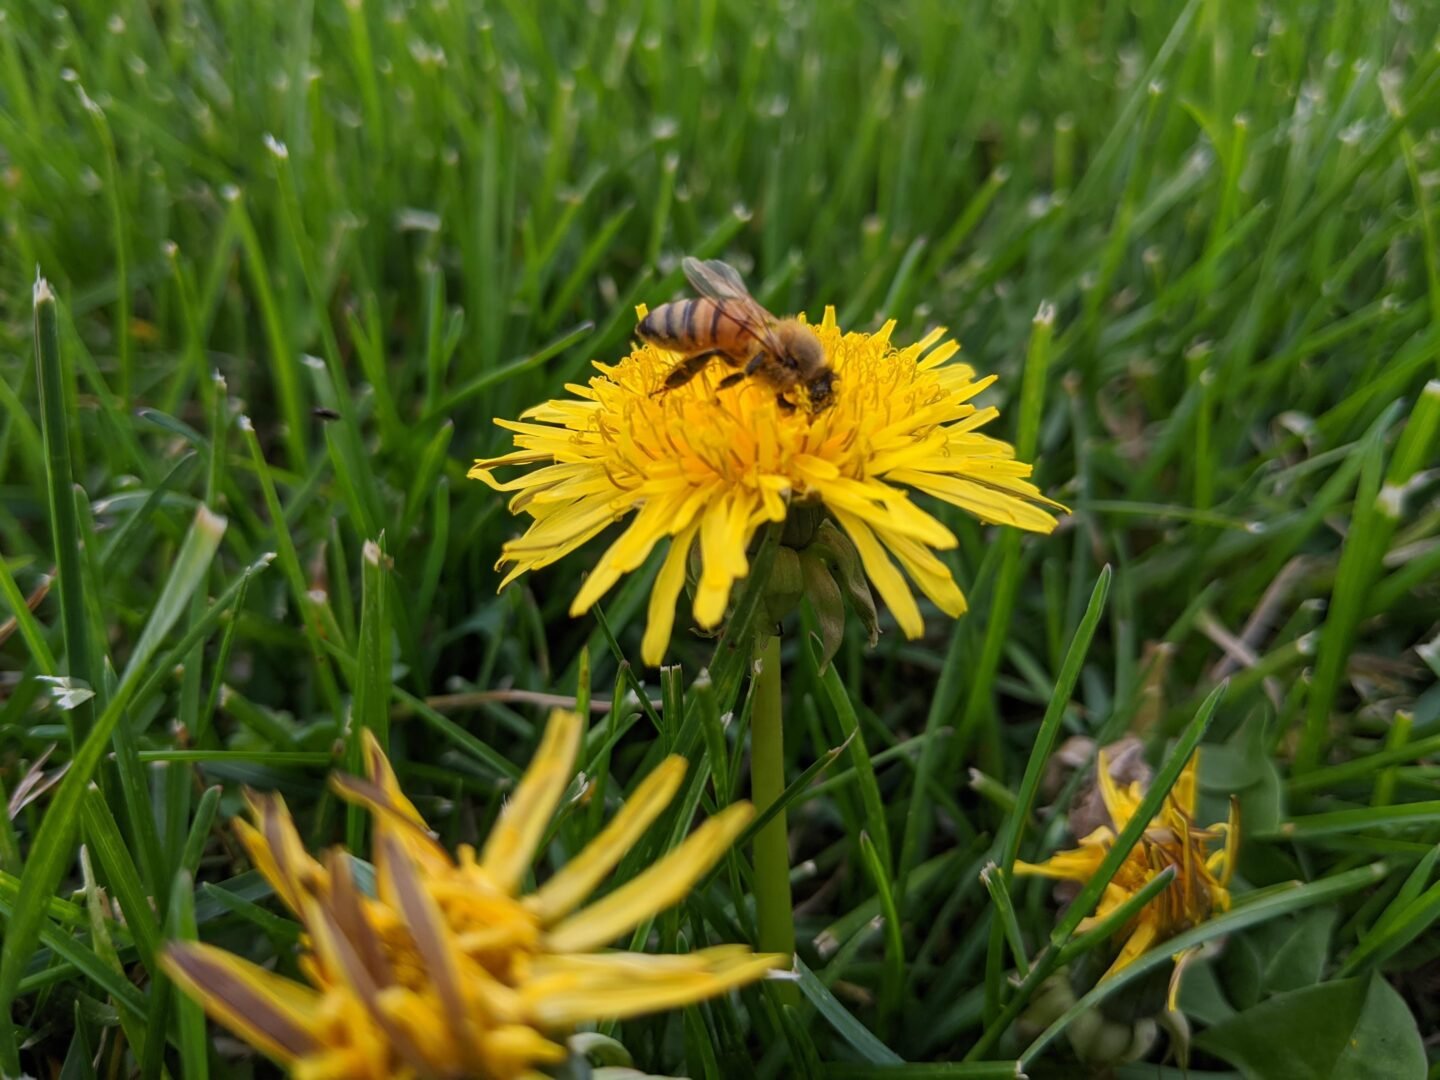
[860, 831, 906, 1036]
[795, 956, 904, 1066]
[33, 275, 94, 747]
[948, 304, 1063, 809]
[348, 537, 393, 848]
[997, 565, 1111, 874]
[805, 635, 893, 877]
[165, 870, 208, 1080]
[735, 734, 852, 850]
[80, 790, 161, 972]
[980, 863, 1029, 979]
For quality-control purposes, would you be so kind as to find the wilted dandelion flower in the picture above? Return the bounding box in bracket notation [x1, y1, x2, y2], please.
[163, 710, 784, 1078]
[1015, 749, 1238, 1008]
[472, 305, 1064, 665]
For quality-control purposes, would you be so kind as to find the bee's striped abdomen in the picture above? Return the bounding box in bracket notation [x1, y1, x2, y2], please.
[639, 298, 733, 348]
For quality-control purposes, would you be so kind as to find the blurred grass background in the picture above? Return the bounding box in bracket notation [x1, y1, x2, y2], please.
[2, 0, 1440, 1075]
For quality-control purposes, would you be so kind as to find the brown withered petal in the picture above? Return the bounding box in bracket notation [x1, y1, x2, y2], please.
[381, 832, 480, 1070]
[162, 944, 321, 1063]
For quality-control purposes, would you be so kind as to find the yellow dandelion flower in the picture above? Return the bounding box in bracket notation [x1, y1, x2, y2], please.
[1015, 750, 1239, 1009]
[471, 303, 1064, 665]
[163, 709, 785, 1079]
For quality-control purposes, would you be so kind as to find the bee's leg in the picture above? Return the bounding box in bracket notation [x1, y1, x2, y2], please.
[744, 351, 770, 376]
[716, 372, 745, 390]
[775, 393, 797, 414]
[659, 350, 728, 393]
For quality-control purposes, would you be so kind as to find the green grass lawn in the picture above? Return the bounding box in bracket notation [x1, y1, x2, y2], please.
[2, 0, 1440, 1076]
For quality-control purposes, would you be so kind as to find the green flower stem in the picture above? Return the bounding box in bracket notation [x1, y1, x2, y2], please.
[751, 633, 797, 990]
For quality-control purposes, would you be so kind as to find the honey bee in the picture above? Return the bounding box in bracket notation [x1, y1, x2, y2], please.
[638, 257, 836, 412]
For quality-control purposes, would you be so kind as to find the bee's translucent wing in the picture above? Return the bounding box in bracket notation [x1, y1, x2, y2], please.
[680, 257, 782, 350]
[683, 257, 752, 302]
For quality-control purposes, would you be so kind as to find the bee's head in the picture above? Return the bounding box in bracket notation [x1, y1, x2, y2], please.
[804, 368, 836, 412]
[774, 322, 834, 411]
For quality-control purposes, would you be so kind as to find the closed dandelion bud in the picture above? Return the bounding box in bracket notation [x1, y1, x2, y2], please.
[1074, 1014, 1156, 1067]
[799, 546, 848, 669]
[810, 518, 881, 648]
[1131, 1018, 1159, 1061]
[781, 500, 828, 549]
[760, 544, 807, 628]
[1014, 972, 1076, 1044]
[1065, 1002, 1158, 1067]
[1065, 1009, 1104, 1059]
